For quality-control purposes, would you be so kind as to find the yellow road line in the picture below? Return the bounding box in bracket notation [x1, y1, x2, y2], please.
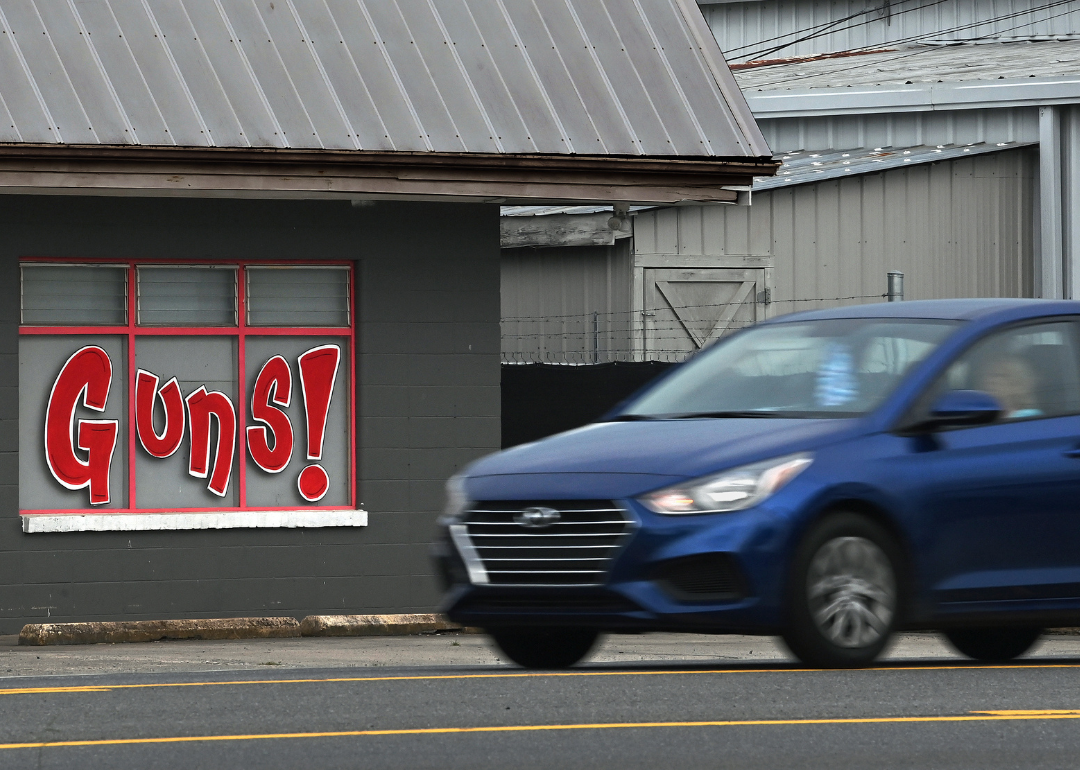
[6, 711, 1080, 750]
[4, 661, 1080, 696]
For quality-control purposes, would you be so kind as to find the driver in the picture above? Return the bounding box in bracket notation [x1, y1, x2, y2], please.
[975, 354, 1042, 419]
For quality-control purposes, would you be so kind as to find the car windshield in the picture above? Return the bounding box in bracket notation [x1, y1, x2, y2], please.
[618, 318, 961, 419]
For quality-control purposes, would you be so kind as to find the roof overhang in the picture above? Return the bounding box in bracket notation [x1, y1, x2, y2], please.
[745, 74, 1080, 119]
[0, 144, 778, 206]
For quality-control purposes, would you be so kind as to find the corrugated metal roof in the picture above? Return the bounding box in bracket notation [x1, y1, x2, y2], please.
[733, 39, 1080, 91]
[758, 142, 1036, 188]
[0, 0, 768, 158]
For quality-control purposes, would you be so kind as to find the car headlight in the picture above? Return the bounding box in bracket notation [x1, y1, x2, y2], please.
[437, 475, 471, 525]
[640, 453, 813, 515]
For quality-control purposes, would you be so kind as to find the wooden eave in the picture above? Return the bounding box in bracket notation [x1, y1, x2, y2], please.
[0, 145, 780, 206]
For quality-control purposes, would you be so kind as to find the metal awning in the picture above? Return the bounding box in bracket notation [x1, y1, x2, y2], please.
[758, 141, 1036, 190]
[499, 141, 1035, 204]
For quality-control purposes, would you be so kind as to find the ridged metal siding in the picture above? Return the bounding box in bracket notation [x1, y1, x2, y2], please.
[501, 241, 632, 363]
[757, 107, 1040, 154]
[0, 0, 767, 157]
[634, 147, 1036, 311]
[704, 0, 1080, 62]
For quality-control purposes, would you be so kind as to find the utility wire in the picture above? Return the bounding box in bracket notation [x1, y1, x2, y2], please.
[733, 0, 1079, 67]
[722, 0, 946, 57]
[728, 0, 953, 62]
[745, 1, 1080, 89]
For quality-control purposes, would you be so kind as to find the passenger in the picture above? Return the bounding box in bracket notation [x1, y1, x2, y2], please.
[975, 354, 1042, 419]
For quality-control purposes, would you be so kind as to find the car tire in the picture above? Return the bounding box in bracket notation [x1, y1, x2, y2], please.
[781, 512, 902, 669]
[943, 627, 1042, 662]
[488, 626, 600, 669]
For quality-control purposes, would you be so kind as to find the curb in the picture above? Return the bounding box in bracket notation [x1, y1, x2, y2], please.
[300, 614, 460, 637]
[19, 614, 469, 646]
[19, 617, 301, 646]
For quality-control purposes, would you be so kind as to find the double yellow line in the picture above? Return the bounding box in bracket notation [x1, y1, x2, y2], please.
[3, 660, 1080, 696]
[2, 710, 1080, 750]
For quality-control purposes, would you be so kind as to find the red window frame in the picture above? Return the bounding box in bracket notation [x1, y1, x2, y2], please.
[19, 257, 357, 514]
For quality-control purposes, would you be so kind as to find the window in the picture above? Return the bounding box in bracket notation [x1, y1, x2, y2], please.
[621, 318, 958, 418]
[19, 260, 354, 514]
[918, 320, 1080, 425]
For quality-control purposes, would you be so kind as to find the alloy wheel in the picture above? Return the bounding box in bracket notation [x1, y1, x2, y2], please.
[806, 536, 896, 649]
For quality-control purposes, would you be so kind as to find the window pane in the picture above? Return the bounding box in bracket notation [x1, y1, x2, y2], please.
[246, 267, 350, 327]
[134, 336, 239, 507]
[935, 321, 1080, 422]
[624, 319, 958, 418]
[22, 264, 127, 326]
[138, 266, 236, 326]
[19, 335, 128, 509]
[243, 336, 350, 507]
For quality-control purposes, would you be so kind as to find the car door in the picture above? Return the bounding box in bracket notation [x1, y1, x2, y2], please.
[913, 319, 1080, 611]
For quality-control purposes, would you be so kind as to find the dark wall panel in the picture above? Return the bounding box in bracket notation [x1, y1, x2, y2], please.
[501, 362, 675, 448]
[0, 196, 501, 632]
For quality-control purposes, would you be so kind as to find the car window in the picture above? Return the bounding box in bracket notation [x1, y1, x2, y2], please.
[913, 320, 1080, 426]
[621, 318, 959, 418]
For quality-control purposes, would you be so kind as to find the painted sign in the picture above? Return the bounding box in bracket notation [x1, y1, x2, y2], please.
[44, 344, 341, 506]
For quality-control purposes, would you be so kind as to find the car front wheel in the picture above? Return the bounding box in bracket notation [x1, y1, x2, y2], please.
[943, 627, 1042, 662]
[488, 626, 600, 669]
[782, 513, 901, 668]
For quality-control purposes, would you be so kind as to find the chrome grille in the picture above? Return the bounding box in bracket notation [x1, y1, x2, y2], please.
[454, 500, 634, 586]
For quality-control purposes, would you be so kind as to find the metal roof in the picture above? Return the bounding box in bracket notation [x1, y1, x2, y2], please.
[500, 141, 1034, 216]
[757, 141, 1036, 190]
[0, 0, 768, 158]
[733, 39, 1080, 92]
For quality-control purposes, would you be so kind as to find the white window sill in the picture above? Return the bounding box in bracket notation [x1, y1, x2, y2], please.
[20, 509, 368, 533]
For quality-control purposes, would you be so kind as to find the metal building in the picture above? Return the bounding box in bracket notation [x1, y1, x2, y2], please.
[503, 0, 1078, 361]
[502, 143, 1035, 361]
[0, 0, 775, 631]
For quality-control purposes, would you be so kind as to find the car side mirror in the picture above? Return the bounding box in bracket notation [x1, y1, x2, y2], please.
[919, 389, 1003, 431]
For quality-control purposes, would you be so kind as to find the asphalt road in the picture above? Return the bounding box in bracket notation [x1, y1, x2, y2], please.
[3, 632, 1080, 769]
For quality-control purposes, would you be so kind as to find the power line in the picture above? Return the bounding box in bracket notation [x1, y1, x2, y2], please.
[745, 0, 1080, 89]
[727, 0, 953, 62]
[732, 0, 1077, 63]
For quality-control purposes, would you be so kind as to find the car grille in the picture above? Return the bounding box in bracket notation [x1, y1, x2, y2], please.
[652, 554, 745, 602]
[452, 500, 635, 586]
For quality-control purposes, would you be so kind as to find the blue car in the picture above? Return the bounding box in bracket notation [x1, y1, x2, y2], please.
[433, 299, 1080, 668]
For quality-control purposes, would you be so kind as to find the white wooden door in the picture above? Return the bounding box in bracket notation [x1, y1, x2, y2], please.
[643, 267, 765, 358]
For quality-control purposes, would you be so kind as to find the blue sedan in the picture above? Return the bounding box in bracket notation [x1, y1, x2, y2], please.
[433, 299, 1080, 668]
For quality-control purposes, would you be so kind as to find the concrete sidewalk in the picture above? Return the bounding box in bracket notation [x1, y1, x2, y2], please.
[2, 631, 1080, 679]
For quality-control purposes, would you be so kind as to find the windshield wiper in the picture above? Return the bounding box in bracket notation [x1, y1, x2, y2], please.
[604, 414, 659, 422]
[669, 410, 784, 419]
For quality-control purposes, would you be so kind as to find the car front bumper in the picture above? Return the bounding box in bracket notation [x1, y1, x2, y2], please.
[435, 499, 793, 634]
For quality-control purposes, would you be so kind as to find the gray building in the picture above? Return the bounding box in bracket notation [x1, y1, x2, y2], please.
[0, 0, 774, 632]
[503, 0, 1074, 362]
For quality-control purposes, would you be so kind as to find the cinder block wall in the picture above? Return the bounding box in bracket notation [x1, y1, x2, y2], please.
[0, 196, 500, 632]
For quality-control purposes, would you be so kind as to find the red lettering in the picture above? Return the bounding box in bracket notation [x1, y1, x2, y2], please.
[298, 345, 340, 461]
[246, 355, 294, 474]
[296, 345, 339, 503]
[135, 370, 185, 459]
[185, 387, 236, 497]
[44, 346, 118, 505]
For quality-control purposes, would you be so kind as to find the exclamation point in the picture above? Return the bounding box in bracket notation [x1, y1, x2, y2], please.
[297, 345, 341, 502]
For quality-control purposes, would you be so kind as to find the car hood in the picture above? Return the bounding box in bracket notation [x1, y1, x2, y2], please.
[467, 418, 856, 484]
